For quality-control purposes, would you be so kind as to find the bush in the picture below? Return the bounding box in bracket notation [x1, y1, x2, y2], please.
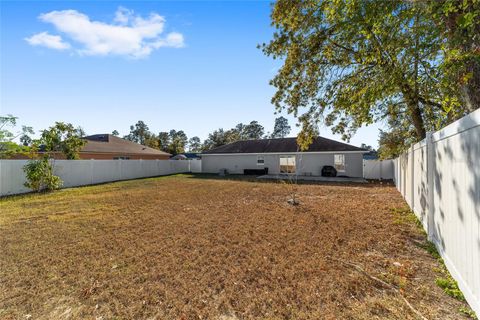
[23, 159, 62, 192]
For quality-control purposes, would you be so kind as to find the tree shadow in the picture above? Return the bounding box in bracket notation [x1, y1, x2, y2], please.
[429, 111, 480, 313]
[398, 111, 480, 313]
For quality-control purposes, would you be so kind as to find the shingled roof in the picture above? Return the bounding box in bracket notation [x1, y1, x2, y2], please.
[83, 134, 171, 156]
[202, 137, 367, 154]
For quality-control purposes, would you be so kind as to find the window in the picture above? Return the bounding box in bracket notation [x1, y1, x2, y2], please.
[257, 155, 265, 165]
[113, 156, 130, 160]
[279, 156, 296, 174]
[334, 154, 345, 172]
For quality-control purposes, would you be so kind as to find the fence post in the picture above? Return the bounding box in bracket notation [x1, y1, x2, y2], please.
[380, 160, 383, 180]
[426, 132, 435, 241]
[410, 145, 415, 209]
[90, 160, 94, 185]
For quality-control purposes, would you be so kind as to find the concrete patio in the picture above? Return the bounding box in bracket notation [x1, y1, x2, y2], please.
[257, 174, 367, 183]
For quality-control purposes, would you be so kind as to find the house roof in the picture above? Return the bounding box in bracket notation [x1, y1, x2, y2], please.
[202, 137, 367, 154]
[82, 134, 171, 156]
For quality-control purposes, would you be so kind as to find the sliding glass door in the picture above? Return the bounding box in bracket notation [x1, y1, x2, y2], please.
[279, 155, 296, 174]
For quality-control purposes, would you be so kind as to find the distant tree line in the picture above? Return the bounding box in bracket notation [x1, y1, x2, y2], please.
[1, 115, 293, 159]
[120, 116, 292, 154]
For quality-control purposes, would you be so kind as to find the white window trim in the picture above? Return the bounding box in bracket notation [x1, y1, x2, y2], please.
[257, 155, 265, 166]
[279, 155, 296, 174]
[334, 154, 346, 172]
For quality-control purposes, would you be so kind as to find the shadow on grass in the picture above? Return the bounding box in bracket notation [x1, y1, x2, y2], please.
[181, 173, 395, 188]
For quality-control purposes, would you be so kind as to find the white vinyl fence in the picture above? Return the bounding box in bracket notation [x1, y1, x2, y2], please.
[0, 159, 201, 196]
[394, 108, 480, 316]
[189, 159, 202, 173]
[363, 159, 394, 180]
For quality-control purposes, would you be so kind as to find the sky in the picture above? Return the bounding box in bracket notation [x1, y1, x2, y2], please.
[1, 1, 383, 148]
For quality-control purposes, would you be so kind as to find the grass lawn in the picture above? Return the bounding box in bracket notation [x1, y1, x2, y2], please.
[0, 174, 471, 319]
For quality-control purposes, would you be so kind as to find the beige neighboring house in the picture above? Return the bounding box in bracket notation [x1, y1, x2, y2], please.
[79, 134, 170, 160]
[12, 134, 171, 160]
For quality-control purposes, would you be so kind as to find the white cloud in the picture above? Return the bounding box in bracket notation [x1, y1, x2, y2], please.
[25, 31, 71, 50]
[26, 7, 184, 58]
[114, 6, 134, 25]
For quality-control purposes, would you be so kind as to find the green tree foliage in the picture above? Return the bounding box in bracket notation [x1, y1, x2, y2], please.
[188, 136, 202, 152]
[378, 106, 418, 159]
[143, 137, 159, 149]
[122, 121, 190, 154]
[0, 115, 34, 158]
[23, 122, 85, 193]
[38, 122, 86, 160]
[19, 131, 33, 146]
[202, 120, 267, 150]
[360, 143, 374, 151]
[111, 130, 119, 136]
[75, 126, 87, 137]
[157, 131, 170, 152]
[202, 129, 230, 150]
[428, 0, 480, 113]
[23, 158, 62, 192]
[243, 121, 265, 139]
[261, 0, 471, 153]
[168, 130, 188, 154]
[271, 116, 291, 138]
[124, 121, 151, 145]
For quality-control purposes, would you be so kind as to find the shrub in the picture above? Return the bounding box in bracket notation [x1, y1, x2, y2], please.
[23, 159, 62, 192]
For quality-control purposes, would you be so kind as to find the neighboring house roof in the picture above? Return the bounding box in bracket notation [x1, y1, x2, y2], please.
[202, 137, 368, 154]
[171, 154, 188, 160]
[183, 153, 201, 159]
[363, 151, 379, 160]
[170, 153, 201, 160]
[83, 134, 171, 156]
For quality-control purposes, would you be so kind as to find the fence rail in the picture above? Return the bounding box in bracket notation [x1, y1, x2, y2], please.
[394, 108, 480, 316]
[0, 159, 201, 196]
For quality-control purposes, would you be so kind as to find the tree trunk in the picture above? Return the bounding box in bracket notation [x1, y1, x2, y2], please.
[401, 83, 427, 140]
[441, 1, 480, 113]
[462, 58, 480, 113]
[409, 104, 426, 140]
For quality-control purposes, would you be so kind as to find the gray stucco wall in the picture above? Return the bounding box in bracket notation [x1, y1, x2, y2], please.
[201, 152, 365, 177]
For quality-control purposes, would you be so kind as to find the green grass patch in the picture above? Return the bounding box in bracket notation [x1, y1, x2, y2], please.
[435, 277, 465, 301]
[460, 307, 478, 320]
[390, 207, 477, 319]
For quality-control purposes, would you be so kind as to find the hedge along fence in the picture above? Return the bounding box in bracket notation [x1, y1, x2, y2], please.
[394, 108, 480, 316]
[0, 159, 202, 196]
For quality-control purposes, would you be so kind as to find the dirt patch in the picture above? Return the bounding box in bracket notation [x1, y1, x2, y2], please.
[0, 174, 471, 319]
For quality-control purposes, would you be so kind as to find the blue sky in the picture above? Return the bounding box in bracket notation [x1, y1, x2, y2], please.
[1, 1, 383, 148]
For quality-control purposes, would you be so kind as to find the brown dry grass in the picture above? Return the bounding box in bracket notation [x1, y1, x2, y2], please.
[0, 174, 471, 319]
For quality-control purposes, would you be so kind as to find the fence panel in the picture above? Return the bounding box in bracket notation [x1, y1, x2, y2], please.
[394, 108, 480, 316]
[0, 159, 200, 197]
[0, 160, 28, 196]
[190, 160, 202, 173]
[412, 142, 428, 229]
[363, 159, 394, 180]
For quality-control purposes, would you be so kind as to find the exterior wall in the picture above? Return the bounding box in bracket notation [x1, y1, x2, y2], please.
[202, 155, 259, 174]
[202, 152, 365, 177]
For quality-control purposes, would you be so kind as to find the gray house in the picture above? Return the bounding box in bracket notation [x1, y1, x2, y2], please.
[201, 137, 368, 177]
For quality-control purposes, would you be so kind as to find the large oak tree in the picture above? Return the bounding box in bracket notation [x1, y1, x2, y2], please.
[261, 0, 472, 151]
